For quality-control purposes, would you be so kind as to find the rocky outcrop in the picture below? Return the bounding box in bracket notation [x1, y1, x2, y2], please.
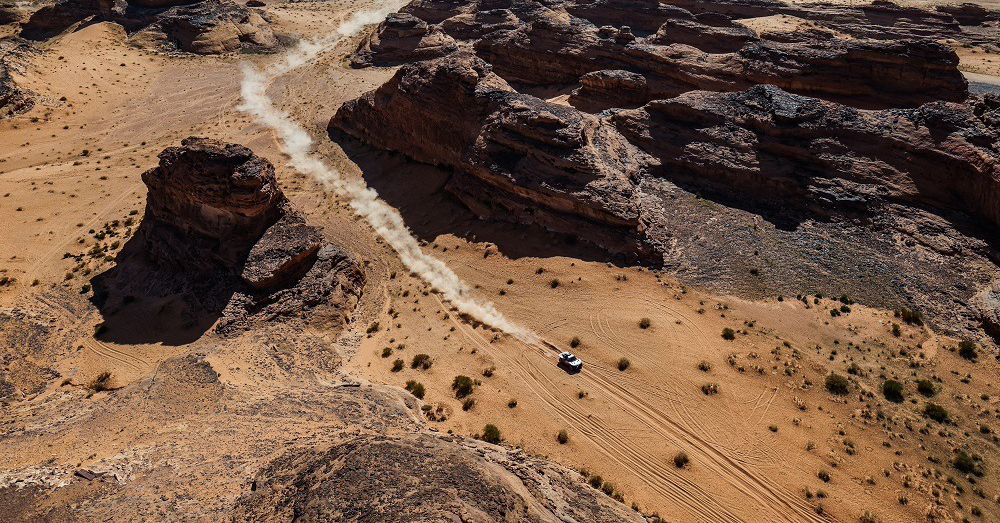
[475, 16, 966, 110]
[233, 433, 645, 522]
[332, 53, 651, 257]
[93, 137, 365, 334]
[0, 37, 36, 118]
[646, 15, 756, 53]
[610, 86, 1000, 229]
[351, 12, 457, 67]
[140, 138, 286, 270]
[20, 0, 277, 54]
[0, 3, 24, 24]
[331, 44, 1000, 332]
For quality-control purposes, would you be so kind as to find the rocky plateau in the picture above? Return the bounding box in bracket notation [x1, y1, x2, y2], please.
[333, 0, 1000, 338]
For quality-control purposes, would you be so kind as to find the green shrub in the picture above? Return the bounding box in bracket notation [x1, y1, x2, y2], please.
[557, 429, 569, 444]
[923, 403, 949, 423]
[381, 347, 392, 358]
[411, 353, 432, 369]
[366, 321, 380, 334]
[462, 398, 476, 411]
[958, 340, 978, 361]
[589, 474, 603, 488]
[452, 375, 475, 398]
[404, 380, 425, 399]
[916, 379, 935, 397]
[825, 373, 850, 395]
[953, 450, 982, 476]
[674, 451, 689, 468]
[391, 359, 404, 372]
[897, 307, 922, 326]
[480, 424, 501, 444]
[882, 380, 904, 403]
[721, 328, 736, 340]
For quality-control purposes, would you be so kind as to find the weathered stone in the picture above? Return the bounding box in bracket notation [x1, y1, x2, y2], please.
[351, 12, 457, 67]
[21, 0, 278, 54]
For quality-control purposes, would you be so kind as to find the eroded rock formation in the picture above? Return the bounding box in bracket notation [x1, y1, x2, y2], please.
[332, 0, 1000, 336]
[94, 137, 363, 336]
[20, 0, 278, 54]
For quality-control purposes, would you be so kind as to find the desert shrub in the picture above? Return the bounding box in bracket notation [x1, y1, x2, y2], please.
[897, 307, 922, 326]
[617, 357, 630, 371]
[721, 328, 736, 340]
[916, 379, 935, 397]
[953, 450, 982, 476]
[404, 380, 425, 399]
[557, 429, 569, 444]
[589, 474, 604, 488]
[859, 510, 879, 523]
[480, 424, 501, 444]
[825, 372, 850, 395]
[88, 371, 112, 392]
[639, 317, 651, 329]
[601, 482, 615, 495]
[381, 347, 392, 358]
[701, 383, 719, 395]
[818, 469, 830, 482]
[674, 451, 689, 468]
[507, 398, 517, 408]
[958, 340, 978, 361]
[768, 424, 778, 432]
[411, 353, 432, 370]
[391, 359, 404, 372]
[452, 375, 475, 398]
[924, 403, 949, 423]
[462, 398, 476, 411]
[697, 360, 712, 372]
[882, 380, 904, 403]
[550, 278, 560, 288]
[570, 336, 581, 348]
[482, 367, 495, 378]
[891, 323, 901, 337]
[366, 322, 380, 334]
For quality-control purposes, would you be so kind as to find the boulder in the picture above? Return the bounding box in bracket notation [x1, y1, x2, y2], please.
[351, 12, 457, 67]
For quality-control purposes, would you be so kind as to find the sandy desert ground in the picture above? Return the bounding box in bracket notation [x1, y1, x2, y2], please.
[1, 0, 999, 521]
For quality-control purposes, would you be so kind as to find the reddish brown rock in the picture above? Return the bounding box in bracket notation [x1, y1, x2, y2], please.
[646, 15, 756, 53]
[140, 137, 286, 269]
[21, 0, 278, 54]
[351, 12, 458, 67]
[95, 137, 367, 335]
[475, 16, 967, 110]
[332, 52, 651, 256]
